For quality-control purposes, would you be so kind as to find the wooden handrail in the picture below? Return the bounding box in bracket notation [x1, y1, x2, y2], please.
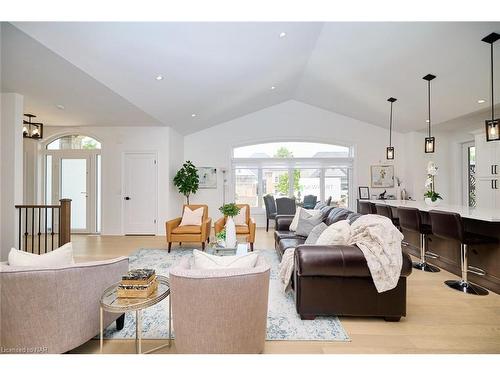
[15, 199, 72, 253]
[59, 199, 71, 246]
[15, 204, 61, 208]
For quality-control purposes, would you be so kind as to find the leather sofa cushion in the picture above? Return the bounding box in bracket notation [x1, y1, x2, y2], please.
[279, 238, 306, 253]
[296, 245, 413, 278]
[274, 230, 297, 243]
[172, 225, 201, 234]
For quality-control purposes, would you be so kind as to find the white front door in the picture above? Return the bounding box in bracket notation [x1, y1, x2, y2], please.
[123, 152, 157, 235]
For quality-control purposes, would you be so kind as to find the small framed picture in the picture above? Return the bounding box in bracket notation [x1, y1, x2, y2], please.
[370, 165, 395, 188]
[358, 186, 370, 200]
[198, 167, 217, 189]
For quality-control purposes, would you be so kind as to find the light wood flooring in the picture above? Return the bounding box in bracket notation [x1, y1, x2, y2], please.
[70, 229, 500, 354]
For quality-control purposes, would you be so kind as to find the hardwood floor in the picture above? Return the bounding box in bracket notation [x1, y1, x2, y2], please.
[70, 229, 500, 354]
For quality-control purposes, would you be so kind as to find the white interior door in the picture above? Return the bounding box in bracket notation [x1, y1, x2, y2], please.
[123, 152, 157, 235]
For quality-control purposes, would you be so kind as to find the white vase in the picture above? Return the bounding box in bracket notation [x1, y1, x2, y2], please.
[225, 217, 237, 248]
[425, 197, 440, 207]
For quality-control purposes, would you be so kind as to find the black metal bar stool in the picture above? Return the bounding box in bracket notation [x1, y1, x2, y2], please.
[398, 206, 440, 272]
[428, 210, 496, 296]
[358, 200, 376, 214]
[375, 204, 400, 228]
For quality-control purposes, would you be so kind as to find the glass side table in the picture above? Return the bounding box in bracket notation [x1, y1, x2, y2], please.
[99, 274, 171, 354]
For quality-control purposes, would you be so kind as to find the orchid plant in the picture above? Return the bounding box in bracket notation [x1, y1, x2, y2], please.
[424, 161, 442, 202]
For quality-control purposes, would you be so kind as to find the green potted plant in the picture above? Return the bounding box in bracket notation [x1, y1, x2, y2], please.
[424, 161, 442, 206]
[173, 161, 199, 204]
[215, 228, 226, 247]
[218, 203, 241, 248]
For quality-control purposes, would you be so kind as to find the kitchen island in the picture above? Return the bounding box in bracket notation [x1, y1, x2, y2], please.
[368, 199, 500, 294]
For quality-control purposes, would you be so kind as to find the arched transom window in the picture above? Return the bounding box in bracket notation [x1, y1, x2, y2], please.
[46, 135, 101, 150]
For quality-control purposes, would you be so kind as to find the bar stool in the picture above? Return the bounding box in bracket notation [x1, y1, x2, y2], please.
[375, 204, 400, 228]
[398, 206, 440, 272]
[428, 210, 496, 296]
[358, 200, 376, 215]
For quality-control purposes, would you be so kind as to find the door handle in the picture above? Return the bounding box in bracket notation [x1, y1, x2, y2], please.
[492, 165, 495, 175]
[124, 196, 131, 200]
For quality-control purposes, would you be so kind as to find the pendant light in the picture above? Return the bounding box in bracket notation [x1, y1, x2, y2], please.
[423, 74, 436, 153]
[23, 114, 43, 139]
[482, 32, 500, 142]
[386, 97, 397, 160]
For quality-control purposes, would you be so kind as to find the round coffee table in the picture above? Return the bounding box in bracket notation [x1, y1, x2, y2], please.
[99, 274, 171, 354]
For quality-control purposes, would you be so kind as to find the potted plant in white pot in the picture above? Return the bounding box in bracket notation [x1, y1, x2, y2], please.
[424, 161, 442, 206]
[218, 203, 241, 248]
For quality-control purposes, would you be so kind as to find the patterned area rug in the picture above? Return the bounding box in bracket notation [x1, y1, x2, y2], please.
[103, 248, 350, 341]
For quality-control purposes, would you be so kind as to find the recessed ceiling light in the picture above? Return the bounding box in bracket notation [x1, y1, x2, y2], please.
[155, 75, 164, 81]
[270, 86, 276, 90]
[279, 32, 287, 38]
[56, 104, 65, 110]
[191, 113, 197, 117]
[478, 99, 486, 104]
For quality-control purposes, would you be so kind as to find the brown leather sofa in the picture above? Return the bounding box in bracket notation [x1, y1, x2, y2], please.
[275, 207, 412, 321]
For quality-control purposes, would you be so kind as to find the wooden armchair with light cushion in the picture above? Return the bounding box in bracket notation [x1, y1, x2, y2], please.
[214, 204, 256, 251]
[165, 204, 211, 252]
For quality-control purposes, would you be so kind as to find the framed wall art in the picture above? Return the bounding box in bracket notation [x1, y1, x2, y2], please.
[198, 167, 217, 189]
[370, 165, 394, 188]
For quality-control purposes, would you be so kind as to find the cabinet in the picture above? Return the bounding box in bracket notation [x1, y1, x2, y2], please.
[476, 177, 500, 209]
[474, 134, 500, 209]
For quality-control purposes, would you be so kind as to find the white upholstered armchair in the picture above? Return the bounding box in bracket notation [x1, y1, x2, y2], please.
[169, 255, 270, 354]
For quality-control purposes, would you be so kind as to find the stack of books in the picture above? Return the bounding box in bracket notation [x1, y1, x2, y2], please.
[117, 269, 158, 298]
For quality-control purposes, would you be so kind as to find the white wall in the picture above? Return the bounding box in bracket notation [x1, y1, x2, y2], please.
[1, 93, 24, 260]
[184, 100, 406, 225]
[168, 127, 185, 218]
[42, 125, 180, 235]
[402, 108, 496, 206]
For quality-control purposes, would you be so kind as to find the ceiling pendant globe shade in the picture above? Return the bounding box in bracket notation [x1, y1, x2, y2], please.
[485, 119, 500, 142]
[425, 137, 435, 153]
[386, 146, 394, 160]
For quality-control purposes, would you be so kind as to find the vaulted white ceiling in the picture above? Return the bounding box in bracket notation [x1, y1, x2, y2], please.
[2, 21, 499, 134]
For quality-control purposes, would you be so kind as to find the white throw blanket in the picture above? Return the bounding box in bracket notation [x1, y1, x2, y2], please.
[348, 214, 404, 293]
[278, 248, 296, 293]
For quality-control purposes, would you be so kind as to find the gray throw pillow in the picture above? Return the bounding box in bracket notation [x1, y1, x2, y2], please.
[305, 222, 328, 244]
[347, 212, 362, 224]
[314, 201, 327, 210]
[295, 209, 324, 237]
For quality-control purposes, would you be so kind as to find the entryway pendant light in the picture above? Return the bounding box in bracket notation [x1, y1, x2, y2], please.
[23, 113, 43, 139]
[423, 74, 436, 153]
[386, 97, 397, 160]
[482, 32, 500, 142]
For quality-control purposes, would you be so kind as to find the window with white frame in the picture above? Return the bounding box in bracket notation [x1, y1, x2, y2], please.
[232, 142, 353, 209]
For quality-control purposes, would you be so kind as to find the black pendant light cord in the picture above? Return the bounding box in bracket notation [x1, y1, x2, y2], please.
[428, 79, 431, 137]
[492, 42, 495, 122]
[389, 101, 393, 146]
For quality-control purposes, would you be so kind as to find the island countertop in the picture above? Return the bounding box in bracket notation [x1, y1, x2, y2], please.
[367, 199, 500, 222]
